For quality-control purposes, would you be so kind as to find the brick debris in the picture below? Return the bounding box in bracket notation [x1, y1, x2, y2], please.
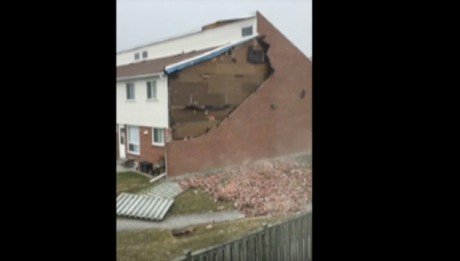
[178, 158, 312, 217]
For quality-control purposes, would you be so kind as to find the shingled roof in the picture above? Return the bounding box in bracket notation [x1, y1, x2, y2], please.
[116, 47, 216, 80]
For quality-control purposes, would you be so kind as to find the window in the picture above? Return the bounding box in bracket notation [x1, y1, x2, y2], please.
[146, 81, 157, 100]
[120, 128, 125, 144]
[126, 83, 135, 100]
[242, 26, 253, 36]
[152, 128, 165, 146]
[134, 53, 140, 60]
[142, 51, 148, 58]
[127, 126, 140, 154]
[247, 46, 265, 64]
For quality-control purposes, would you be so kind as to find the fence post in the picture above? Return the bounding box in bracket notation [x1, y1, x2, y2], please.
[264, 224, 271, 261]
[307, 213, 312, 261]
[295, 217, 302, 260]
[184, 250, 192, 261]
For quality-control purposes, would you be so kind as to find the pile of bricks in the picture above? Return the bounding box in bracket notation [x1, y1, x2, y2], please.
[178, 158, 312, 217]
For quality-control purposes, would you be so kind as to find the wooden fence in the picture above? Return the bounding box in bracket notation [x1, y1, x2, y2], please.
[172, 211, 312, 261]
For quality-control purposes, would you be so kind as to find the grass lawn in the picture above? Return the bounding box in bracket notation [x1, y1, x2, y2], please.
[117, 171, 152, 195]
[168, 189, 234, 216]
[117, 215, 290, 261]
[294, 153, 312, 168]
[117, 172, 232, 215]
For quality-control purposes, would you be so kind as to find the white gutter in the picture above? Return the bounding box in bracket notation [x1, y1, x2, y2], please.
[164, 34, 259, 72]
[116, 72, 163, 82]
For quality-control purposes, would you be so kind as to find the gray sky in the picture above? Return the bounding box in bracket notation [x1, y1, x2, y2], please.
[117, 0, 312, 58]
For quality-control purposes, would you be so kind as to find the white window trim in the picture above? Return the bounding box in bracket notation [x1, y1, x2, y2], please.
[146, 80, 158, 101]
[242, 26, 253, 36]
[127, 126, 140, 155]
[152, 128, 165, 146]
[126, 83, 135, 101]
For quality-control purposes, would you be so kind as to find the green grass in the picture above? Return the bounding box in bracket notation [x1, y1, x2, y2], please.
[116, 173, 232, 215]
[117, 215, 290, 261]
[116, 172, 233, 215]
[117, 171, 151, 195]
[168, 189, 234, 216]
[294, 153, 312, 168]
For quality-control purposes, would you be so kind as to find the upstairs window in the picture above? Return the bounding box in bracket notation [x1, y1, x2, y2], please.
[146, 80, 157, 100]
[242, 26, 253, 36]
[126, 83, 135, 100]
[247, 46, 265, 64]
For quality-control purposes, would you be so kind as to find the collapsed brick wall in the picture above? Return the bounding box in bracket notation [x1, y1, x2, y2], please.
[166, 12, 312, 176]
[169, 40, 271, 140]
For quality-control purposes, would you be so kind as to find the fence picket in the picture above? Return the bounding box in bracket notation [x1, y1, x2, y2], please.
[295, 218, 302, 260]
[242, 238, 248, 261]
[263, 225, 271, 261]
[307, 213, 312, 261]
[233, 241, 239, 261]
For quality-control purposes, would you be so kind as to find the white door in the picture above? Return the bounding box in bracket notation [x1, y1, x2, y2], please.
[119, 125, 126, 159]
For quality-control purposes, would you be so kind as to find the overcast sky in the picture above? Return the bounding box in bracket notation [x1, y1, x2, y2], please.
[117, 0, 312, 58]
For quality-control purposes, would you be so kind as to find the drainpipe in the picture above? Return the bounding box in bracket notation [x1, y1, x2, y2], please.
[164, 141, 168, 179]
[150, 73, 169, 183]
[149, 130, 167, 183]
[165, 73, 170, 180]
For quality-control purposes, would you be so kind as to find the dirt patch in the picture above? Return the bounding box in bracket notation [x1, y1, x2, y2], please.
[178, 158, 312, 217]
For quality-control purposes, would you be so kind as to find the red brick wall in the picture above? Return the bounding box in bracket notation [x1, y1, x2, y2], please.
[166, 12, 312, 177]
[125, 126, 165, 164]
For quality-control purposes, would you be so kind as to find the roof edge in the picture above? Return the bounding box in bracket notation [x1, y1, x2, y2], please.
[117, 15, 256, 55]
[164, 34, 259, 75]
[117, 72, 163, 82]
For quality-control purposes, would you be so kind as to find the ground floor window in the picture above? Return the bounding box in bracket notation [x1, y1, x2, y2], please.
[127, 126, 140, 154]
[152, 128, 165, 146]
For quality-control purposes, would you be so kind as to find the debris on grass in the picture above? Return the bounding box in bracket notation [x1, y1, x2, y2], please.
[178, 158, 312, 217]
[171, 226, 195, 237]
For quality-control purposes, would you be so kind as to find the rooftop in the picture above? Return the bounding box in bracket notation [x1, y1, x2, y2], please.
[117, 47, 217, 80]
[117, 15, 255, 54]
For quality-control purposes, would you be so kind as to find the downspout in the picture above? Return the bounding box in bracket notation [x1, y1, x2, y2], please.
[149, 73, 169, 183]
[165, 73, 170, 179]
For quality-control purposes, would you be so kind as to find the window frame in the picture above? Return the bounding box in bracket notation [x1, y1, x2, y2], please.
[152, 128, 165, 146]
[127, 126, 140, 154]
[242, 26, 253, 36]
[146, 80, 157, 100]
[126, 83, 135, 100]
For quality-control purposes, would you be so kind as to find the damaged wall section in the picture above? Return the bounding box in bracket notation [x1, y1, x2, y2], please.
[166, 12, 312, 177]
[169, 38, 272, 140]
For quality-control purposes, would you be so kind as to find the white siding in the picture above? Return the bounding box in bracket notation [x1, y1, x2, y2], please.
[117, 17, 257, 66]
[117, 75, 169, 128]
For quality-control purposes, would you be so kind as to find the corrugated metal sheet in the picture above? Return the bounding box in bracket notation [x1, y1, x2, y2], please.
[116, 193, 174, 221]
[139, 181, 184, 199]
